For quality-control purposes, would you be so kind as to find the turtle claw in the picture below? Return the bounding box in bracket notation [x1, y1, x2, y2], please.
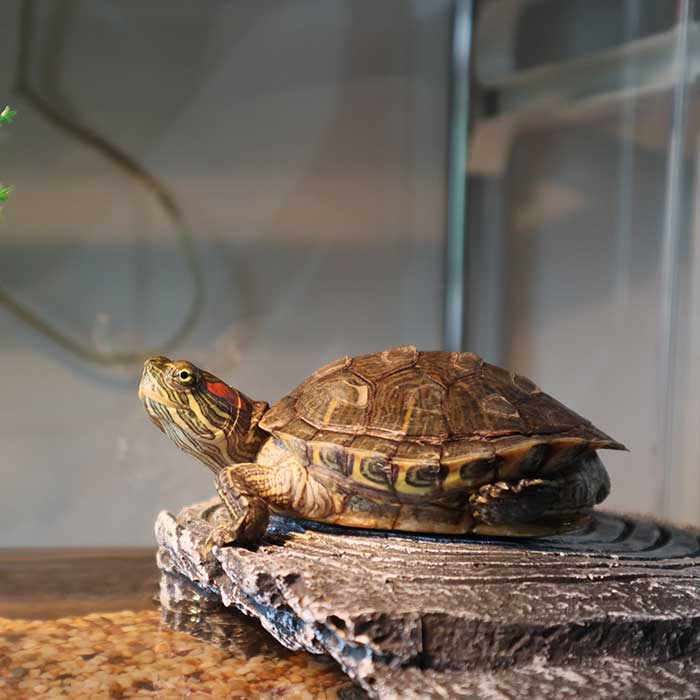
[199, 507, 269, 559]
[470, 478, 557, 526]
[199, 522, 239, 560]
[198, 538, 216, 561]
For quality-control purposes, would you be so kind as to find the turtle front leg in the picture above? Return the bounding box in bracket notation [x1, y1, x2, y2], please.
[203, 463, 283, 555]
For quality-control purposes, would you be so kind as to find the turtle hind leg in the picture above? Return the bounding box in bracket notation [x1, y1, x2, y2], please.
[469, 453, 610, 536]
[470, 478, 560, 529]
[469, 478, 589, 536]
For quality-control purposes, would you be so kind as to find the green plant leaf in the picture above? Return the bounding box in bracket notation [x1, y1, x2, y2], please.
[0, 105, 16, 125]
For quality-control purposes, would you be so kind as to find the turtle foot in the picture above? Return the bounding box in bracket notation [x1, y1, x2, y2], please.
[199, 504, 270, 558]
[470, 478, 559, 526]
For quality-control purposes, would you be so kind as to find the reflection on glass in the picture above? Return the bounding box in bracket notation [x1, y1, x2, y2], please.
[467, 0, 700, 523]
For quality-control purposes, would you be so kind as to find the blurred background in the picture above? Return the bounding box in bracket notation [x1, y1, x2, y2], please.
[0, 0, 697, 545]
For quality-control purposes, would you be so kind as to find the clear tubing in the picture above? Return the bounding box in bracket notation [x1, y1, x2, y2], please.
[657, 0, 692, 517]
[444, 0, 473, 352]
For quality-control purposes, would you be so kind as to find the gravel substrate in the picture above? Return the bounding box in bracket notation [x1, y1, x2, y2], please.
[0, 610, 362, 699]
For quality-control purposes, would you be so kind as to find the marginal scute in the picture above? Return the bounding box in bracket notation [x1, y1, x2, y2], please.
[307, 355, 351, 382]
[392, 502, 473, 533]
[394, 442, 441, 464]
[519, 444, 550, 475]
[459, 459, 497, 489]
[441, 438, 495, 464]
[313, 430, 355, 446]
[259, 395, 296, 432]
[351, 435, 396, 457]
[394, 443, 443, 497]
[350, 345, 418, 381]
[276, 432, 309, 461]
[540, 437, 591, 475]
[441, 440, 496, 490]
[403, 464, 447, 490]
[339, 492, 401, 528]
[512, 372, 540, 394]
[350, 451, 394, 492]
[308, 441, 349, 477]
[275, 418, 317, 460]
[492, 435, 550, 480]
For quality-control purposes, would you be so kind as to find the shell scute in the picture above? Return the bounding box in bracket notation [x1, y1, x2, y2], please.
[416, 351, 471, 385]
[307, 355, 351, 383]
[308, 441, 350, 477]
[297, 369, 371, 433]
[482, 394, 521, 419]
[393, 443, 443, 497]
[452, 351, 484, 373]
[478, 363, 588, 435]
[351, 435, 396, 456]
[459, 459, 497, 488]
[513, 392, 584, 434]
[512, 372, 541, 394]
[491, 435, 550, 480]
[350, 345, 418, 381]
[447, 374, 528, 437]
[349, 450, 394, 493]
[313, 429, 355, 446]
[276, 417, 317, 460]
[539, 437, 591, 474]
[394, 442, 442, 464]
[402, 463, 448, 493]
[370, 369, 449, 440]
[441, 439, 497, 490]
[259, 395, 296, 432]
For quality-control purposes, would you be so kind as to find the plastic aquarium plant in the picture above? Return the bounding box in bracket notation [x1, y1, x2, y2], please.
[0, 105, 15, 210]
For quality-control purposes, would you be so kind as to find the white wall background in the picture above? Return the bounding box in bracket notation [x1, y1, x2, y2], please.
[0, 1, 450, 545]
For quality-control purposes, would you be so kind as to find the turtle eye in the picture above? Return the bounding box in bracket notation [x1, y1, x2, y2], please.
[172, 366, 198, 386]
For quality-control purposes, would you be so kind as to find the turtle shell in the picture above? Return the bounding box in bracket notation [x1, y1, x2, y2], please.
[259, 346, 625, 500]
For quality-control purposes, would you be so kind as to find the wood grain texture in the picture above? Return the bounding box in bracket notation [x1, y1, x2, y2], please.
[0, 548, 158, 619]
[155, 500, 700, 700]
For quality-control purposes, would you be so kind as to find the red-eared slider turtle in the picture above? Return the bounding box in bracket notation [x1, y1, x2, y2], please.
[139, 346, 624, 549]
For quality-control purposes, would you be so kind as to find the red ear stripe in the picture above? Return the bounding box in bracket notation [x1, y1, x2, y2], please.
[205, 381, 241, 407]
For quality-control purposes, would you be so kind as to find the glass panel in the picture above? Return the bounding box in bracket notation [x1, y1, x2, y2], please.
[468, 0, 699, 520]
[0, 1, 451, 545]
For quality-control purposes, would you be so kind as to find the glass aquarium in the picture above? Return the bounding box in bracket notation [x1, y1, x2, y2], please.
[2, 1, 700, 698]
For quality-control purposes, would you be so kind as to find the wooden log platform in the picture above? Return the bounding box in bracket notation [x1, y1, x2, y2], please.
[155, 499, 700, 700]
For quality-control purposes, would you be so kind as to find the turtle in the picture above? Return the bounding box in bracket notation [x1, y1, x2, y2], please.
[138, 346, 625, 551]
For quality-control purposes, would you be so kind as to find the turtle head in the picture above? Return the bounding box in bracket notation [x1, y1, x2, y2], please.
[139, 356, 268, 473]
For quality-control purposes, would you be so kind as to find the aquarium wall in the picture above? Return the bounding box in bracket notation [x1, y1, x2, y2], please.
[3, 0, 698, 547]
[466, 0, 700, 524]
[0, 0, 451, 545]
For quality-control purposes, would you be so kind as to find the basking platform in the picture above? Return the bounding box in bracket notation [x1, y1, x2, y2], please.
[156, 499, 700, 700]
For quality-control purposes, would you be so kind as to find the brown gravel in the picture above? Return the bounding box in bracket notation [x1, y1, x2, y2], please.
[0, 610, 362, 700]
